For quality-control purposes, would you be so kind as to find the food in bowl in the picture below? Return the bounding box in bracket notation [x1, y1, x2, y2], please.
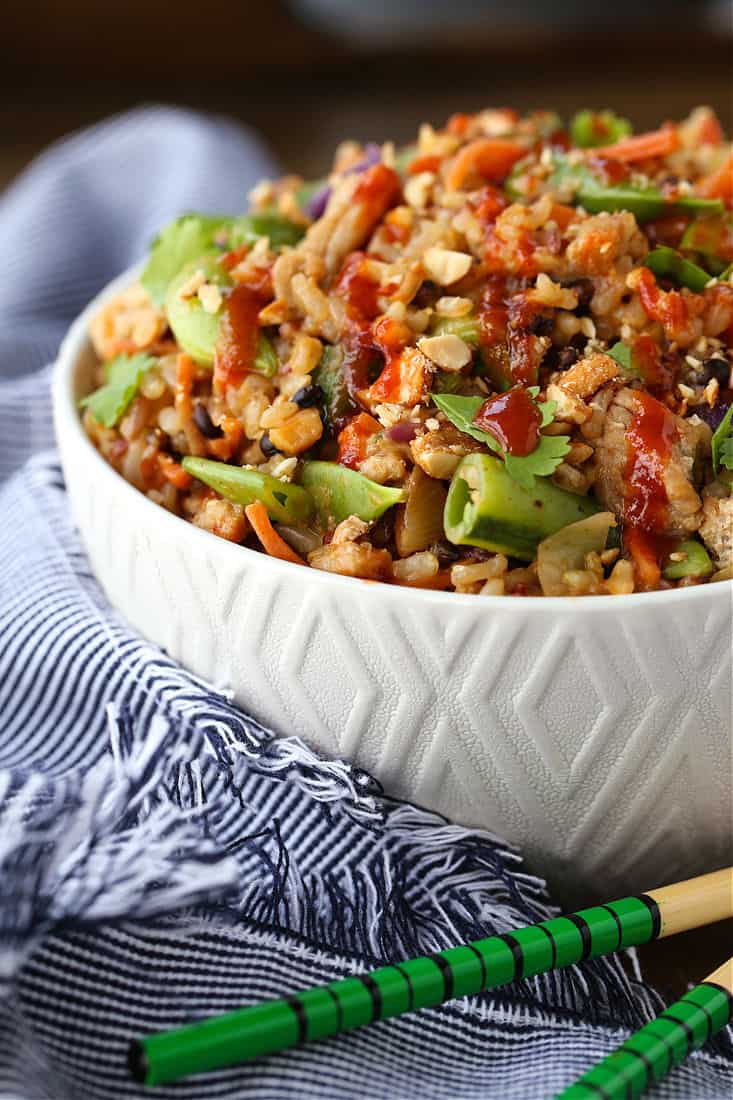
[82, 106, 733, 597]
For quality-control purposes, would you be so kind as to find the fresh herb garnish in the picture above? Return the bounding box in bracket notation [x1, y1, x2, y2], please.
[712, 404, 733, 474]
[80, 352, 155, 427]
[141, 215, 231, 305]
[432, 389, 570, 490]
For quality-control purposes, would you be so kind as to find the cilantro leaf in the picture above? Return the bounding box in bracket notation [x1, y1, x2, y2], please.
[431, 392, 570, 488]
[80, 353, 154, 427]
[720, 436, 733, 472]
[141, 214, 232, 305]
[607, 341, 634, 372]
[712, 404, 733, 475]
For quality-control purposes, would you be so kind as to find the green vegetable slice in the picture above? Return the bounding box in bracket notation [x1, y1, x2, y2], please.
[312, 346, 356, 432]
[538, 158, 725, 223]
[429, 314, 481, 347]
[444, 453, 600, 561]
[80, 352, 155, 427]
[432, 391, 570, 490]
[230, 212, 305, 249]
[662, 539, 714, 580]
[165, 255, 233, 367]
[712, 404, 733, 474]
[570, 110, 632, 149]
[301, 461, 405, 526]
[644, 247, 711, 293]
[181, 458, 314, 524]
[253, 332, 279, 377]
[141, 215, 232, 306]
[679, 214, 733, 275]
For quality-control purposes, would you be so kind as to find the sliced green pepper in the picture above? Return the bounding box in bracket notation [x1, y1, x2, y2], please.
[662, 540, 713, 580]
[182, 457, 314, 524]
[301, 461, 405, 526]
[570, 110, 632, 149]
[644, 247, 711, 293]
[444, 453, 599, 561]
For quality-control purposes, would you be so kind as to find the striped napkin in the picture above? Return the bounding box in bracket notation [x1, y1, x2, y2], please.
[0, 107, 731, 1100]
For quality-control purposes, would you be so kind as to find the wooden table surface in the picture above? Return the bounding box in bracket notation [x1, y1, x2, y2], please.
[2, 0, 731, 1007]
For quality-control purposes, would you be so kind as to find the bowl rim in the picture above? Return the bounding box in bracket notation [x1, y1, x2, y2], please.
[53, 263, 733, 616]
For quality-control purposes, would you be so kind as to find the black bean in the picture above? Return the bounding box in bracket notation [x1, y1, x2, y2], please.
[193, 402, 224, 439]
[292, 384, 324, 409]
[701, 357, 731, 387]
[528, 313, 554, 336]
[429, 541, 461, 568]
[259, 432, 279, 458]
[558, 346, 580, 370]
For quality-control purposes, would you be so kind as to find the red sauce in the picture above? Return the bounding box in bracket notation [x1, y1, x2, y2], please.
[624, 390, 678, 533]
[477, 276, 509, 347]
[636, 266, 689, 333]
[468, 185, 508, 233]
[372, 315, 410, 358]
[485, 224, 538, 278]
[213, 284, 266, 392]
[644, 214, 691, 250]
[364, 352, 404, 402]
[335, 252, 380, 320]
[473, 386, 541, 456]
[352, 163, 401, 220]
[337, 412, 381, 469]
[586, 155, 630, 185]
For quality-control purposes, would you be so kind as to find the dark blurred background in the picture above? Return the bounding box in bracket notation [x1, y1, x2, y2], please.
[2, 0, 732, 192]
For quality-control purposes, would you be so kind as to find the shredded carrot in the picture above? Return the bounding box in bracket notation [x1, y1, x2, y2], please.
[175, 353, 196, 418]
[593, 126, 680, 163]
[157, 453, 192, 490]
[696, 153, 733, 206]
[244, 501, 306, 566]
[549, 202, 577, 230]
[445, 139, 526, 191]
[207, 415, 244, 461]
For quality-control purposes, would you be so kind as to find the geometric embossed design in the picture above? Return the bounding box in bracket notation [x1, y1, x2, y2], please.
[58, 331, 733, 903]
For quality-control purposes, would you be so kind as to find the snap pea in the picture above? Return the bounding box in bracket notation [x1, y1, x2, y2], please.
[679, 214, 733, 275]
[537, 159, 725, 222]
[444, 453, 599, 561]
[301, 461, 405, 526]
[182, 457, 314, 524]
[662, 540, 713, 580]
[644, 247, 711, 293]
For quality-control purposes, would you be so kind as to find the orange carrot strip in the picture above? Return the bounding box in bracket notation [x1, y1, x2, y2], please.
[244, 501, 306, 566]
[446, 139, 526, 191]
[696, 153, 733, 205]
[625, 528, 662, 590]
[549, 202, 578, 230]
[593, 126, 680, 163]
[157, 454, 193, 490]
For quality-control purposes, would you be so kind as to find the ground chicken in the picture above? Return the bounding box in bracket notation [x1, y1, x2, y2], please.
[592, 387, 710, 537]
[699, 493, 733, 570]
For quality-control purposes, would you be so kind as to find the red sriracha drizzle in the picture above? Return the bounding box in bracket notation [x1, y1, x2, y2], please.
[213, 285, 265, 392]
[473, 386, 541, 456]
[624, 390, 678, 533]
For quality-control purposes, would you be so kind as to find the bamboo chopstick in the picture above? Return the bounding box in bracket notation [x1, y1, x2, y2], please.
[128, 866, 732, 1087]
[556, 956, 733, 1099]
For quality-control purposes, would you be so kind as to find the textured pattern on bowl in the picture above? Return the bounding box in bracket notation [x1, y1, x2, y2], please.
[53, 270, 733, 902]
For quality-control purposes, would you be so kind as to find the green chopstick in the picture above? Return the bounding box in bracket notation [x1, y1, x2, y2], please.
[128, 867, 732, 1086]
[556, 957, 733, 1099]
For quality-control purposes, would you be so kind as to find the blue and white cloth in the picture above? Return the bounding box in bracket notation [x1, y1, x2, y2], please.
[0, 107, 731, 1100]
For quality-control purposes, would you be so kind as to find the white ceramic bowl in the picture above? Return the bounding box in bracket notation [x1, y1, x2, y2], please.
[53, 268, 733, 902]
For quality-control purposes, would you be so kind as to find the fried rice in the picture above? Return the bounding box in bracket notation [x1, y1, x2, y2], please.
[82, 106, 733, 596]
